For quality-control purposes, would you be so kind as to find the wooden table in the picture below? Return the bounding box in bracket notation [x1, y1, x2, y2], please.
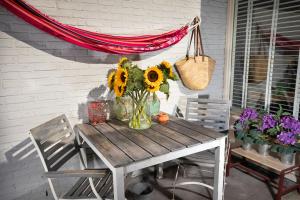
[75, 117, 227, 200]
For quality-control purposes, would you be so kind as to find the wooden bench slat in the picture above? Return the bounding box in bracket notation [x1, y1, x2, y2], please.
[94, 123, 152, 161]
[64, 177, 86, 197]
[30, 115, 70, 141]
[231, 147, 295, 173]
[98, 173, 113, 197]
[73, 178, 90, 197]
[95, 173, 111, 194]
[108, 120, 170, 156]
[40, 128, 73, 149]
[49, 147, 78, 171]
[77, 124, 133, 167]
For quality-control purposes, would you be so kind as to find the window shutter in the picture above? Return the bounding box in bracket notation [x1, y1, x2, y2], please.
[269, 0, 300, 115]
[232, 0, 248, 108]
[231, 0, 300, 119]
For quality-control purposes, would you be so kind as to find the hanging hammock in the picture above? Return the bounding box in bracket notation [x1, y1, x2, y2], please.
[0, 0, 193, 54]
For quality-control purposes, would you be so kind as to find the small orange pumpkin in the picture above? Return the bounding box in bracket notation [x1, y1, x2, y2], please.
[157, 112, 169, 124]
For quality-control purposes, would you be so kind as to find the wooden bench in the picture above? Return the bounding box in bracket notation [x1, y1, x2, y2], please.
[227, 147, 300, 200]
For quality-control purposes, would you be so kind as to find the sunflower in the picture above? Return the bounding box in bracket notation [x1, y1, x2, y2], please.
[161, 60, 172, 69]
[118, 57, 129, 67]
[107, 70, 116, 90]
[161, 60, 174, 78]
[114, 83, 125, 97]
[147, 85, 160, 93]
[115, 67, 128, 86]
[144, 66, 163, 87]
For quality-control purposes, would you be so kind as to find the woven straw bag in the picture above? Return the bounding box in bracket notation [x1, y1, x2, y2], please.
[175, 17, 215, 90]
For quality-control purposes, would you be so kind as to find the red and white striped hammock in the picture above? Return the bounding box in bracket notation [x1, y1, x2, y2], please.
[0, 0, 196, 54]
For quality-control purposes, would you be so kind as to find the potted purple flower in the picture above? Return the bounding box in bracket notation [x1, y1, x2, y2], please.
[254, 113, 277, 156]
[271, 116, 300, 164]
[234, 108, 259, 150]
[269, 107, 300, 164]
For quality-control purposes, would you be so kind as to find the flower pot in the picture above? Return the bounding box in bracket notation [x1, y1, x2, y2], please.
[280, 153, 294, 165]
[258, 144, 270, 156]
[242, 142, 252, 151]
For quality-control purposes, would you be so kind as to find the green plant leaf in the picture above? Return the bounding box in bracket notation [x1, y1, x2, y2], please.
[276, 105, 283, 118]
[282, 112, 291, 116]
[159, 82, 169, 99]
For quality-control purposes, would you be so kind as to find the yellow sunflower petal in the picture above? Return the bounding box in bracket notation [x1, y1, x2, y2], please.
[161, 60, 172, 69]
[147, 85, 160, 93]
[118, 57, 128, 67]
[114, 83, 125, 97]
[107, 71, 116, 89]
[169, 67, 174, 78]
[144, 66, 163, 87]
[115, 67, 128, 86]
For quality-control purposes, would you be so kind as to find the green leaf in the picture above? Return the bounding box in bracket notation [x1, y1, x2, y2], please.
[159, 82, 169, 99]
[234, 122, 243, 130]
[276, 105, 283, 117]
[244, 136, 254, 144]
[271, 145, 279, 153]
[282, 112, 291, 116]
[267, 127, 279, 136]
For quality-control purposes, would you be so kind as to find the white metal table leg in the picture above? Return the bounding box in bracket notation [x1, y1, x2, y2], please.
[213, 137, 226, 200]
[113, 167, 125, 200]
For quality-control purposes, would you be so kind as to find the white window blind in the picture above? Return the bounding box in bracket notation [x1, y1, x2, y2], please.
[231, 0, 300, 119]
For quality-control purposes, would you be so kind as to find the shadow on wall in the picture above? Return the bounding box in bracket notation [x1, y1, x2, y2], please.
[0, 7, 163, 64]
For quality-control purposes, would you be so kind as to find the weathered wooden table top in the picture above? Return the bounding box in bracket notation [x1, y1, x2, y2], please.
[76, 117, 225, 168]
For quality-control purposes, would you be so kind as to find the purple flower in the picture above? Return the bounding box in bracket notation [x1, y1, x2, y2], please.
[240, 108, 258, 123]
[277, 131, 297, 145]
[280, 116, 300, 133]
[261, 114, 277, 131]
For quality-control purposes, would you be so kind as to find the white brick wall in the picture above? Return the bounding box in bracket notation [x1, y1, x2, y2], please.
[0, 0, 227, 199]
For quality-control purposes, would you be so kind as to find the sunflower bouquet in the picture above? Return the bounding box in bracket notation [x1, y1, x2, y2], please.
[107, 57, 178, 129]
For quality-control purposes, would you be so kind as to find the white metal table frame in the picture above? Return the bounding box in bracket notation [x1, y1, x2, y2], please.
[77, 129, 227, 200]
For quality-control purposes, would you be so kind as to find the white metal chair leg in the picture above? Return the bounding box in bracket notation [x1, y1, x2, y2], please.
[89, 177, 103, 200]
[175, 182, 214, 191]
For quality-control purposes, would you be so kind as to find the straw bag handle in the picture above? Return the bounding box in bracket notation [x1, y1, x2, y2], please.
[186, 17, 204, 59]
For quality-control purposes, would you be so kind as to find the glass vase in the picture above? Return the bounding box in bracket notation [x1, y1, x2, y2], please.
[148, 95, 160, 116]
[112, 96, 132, 121]
[129, 96, 152, 130]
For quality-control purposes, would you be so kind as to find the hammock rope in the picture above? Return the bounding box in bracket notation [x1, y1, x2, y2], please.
[0, 0, 197, 54]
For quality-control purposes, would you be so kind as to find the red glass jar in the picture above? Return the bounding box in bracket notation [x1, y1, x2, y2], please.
[88, 100, 110, 125]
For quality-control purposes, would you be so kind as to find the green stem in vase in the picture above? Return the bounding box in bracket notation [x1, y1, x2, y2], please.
[129, 91, 151, 129]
